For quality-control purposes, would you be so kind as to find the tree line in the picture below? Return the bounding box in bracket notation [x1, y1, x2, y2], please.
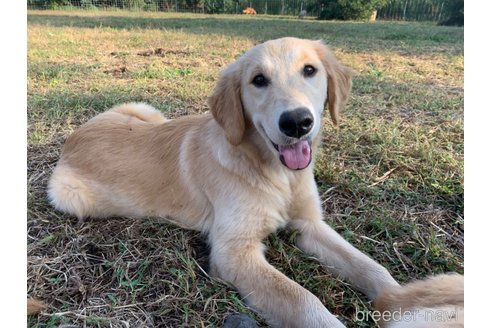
[27, 0, 463, 25]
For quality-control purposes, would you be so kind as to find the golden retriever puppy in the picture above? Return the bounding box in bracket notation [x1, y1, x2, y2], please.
[373, 274, 464, 328]
[48, 37, 399, 327]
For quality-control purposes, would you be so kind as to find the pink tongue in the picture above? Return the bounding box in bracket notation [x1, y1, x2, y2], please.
[279, 141, 311, 170]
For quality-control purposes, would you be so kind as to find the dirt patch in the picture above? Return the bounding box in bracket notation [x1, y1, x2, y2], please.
[137, 48, 192, 57]
[103, 66, 129, 75]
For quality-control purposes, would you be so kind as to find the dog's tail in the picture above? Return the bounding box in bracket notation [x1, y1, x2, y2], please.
[374, 274, 464, 327]
[110, 102, 168, 124]
[27, 298, 45, 315]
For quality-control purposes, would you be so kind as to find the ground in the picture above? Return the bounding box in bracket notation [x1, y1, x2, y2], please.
[27, 10, 464, 328]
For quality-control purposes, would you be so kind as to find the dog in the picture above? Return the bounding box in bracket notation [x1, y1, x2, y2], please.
[242, 7, 257, 15]
[374, 274, 464, 327]
[47, 37, 400, 327]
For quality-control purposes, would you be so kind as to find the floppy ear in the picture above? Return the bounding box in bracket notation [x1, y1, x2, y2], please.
[315, 41, 354, 125]
[207, 63, 245, 146]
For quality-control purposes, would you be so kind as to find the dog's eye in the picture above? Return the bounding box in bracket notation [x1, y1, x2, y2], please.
[252, 74, 269, 88]
[303, 65, 317, 77]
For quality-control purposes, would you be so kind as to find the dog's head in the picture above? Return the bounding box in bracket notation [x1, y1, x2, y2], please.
[208, 37, 353, 171]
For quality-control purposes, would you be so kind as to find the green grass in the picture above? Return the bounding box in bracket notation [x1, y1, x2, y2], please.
[27, 10, 463, 328]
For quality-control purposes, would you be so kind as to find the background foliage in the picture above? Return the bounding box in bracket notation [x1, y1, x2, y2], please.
[27, 0, 464, 24]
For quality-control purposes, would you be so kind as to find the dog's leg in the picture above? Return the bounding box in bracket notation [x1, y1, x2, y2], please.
[208, 231, 346, 328]
[289, 181, 399, 300]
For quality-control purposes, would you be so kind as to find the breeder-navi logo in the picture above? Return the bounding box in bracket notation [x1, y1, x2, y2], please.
[355, 306, 460, 324]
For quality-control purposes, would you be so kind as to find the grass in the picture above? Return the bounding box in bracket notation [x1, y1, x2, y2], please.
[27, 10, 463, 328]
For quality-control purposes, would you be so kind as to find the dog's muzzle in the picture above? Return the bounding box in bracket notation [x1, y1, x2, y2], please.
[272, 108, 313, 170]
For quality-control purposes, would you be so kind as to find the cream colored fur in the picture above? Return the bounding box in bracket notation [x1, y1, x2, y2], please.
[48, 37, 399, 327]
[374, 274, 464, 328]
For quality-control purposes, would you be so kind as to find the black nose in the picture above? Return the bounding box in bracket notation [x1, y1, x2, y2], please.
[278, 108, 314, 138]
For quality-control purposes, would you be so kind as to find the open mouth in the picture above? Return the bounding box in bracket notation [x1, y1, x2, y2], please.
[272, 140, 312, 170]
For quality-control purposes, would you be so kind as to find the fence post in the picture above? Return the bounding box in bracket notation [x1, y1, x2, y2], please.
[437, 1, 444, 22]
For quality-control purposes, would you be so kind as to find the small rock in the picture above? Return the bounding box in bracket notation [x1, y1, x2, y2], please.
[223, 313, 258, 328]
